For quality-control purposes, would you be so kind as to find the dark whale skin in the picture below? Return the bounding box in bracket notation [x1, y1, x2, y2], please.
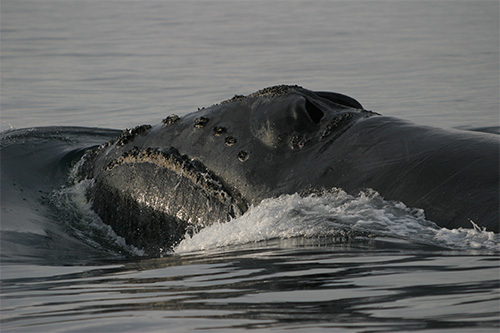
[78, 85, 499, 254]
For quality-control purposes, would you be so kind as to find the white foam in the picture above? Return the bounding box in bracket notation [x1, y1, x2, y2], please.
[175, 189, 500, 253]
[434, 221, 499, 251]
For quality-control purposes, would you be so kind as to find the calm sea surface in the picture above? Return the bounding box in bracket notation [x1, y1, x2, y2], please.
[1, 1, 499, 332]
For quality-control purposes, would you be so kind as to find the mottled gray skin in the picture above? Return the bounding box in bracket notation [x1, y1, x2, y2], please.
[79, 85, 499, 254]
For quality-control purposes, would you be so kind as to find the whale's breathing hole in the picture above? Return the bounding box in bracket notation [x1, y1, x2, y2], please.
[305, 100, 324, 124]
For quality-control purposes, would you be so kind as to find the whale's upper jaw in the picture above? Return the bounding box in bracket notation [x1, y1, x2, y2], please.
[80, 85, 374, 188]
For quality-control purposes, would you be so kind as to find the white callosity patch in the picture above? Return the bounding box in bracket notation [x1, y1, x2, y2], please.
[175, 189, 500, 253]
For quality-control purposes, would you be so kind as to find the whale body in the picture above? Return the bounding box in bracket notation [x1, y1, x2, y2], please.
[77, 85, 499, 254]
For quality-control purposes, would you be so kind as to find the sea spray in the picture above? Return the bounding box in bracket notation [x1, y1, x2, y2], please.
[175, 189, 500, 253]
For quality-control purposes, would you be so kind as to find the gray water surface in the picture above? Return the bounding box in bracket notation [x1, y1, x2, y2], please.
[2, 1, 498, 130]
[2, 244, 499, 332]
[1, 1, 499, 332]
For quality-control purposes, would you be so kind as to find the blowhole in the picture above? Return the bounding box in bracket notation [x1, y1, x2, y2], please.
[305, 100, 324, 124]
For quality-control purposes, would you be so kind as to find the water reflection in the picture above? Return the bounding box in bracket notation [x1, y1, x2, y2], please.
[2, 238, 498, 331]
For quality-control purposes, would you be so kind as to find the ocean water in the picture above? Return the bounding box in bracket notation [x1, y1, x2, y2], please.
[1, 1, 499, 332]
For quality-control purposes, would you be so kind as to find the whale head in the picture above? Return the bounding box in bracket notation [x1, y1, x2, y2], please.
[79, 85, 374, 254]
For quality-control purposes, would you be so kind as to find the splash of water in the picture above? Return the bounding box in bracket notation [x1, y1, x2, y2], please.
[175, 189, 500, 253]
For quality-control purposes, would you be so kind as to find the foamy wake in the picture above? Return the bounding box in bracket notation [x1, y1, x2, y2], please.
[175, 189, 500, 253]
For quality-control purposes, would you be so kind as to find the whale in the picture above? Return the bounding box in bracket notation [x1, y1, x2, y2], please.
[77, 85, 499, 254]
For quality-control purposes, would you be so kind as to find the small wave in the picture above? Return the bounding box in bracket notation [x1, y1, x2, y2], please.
[175, 189, 500, 253]
[50, 178, 145, 257]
